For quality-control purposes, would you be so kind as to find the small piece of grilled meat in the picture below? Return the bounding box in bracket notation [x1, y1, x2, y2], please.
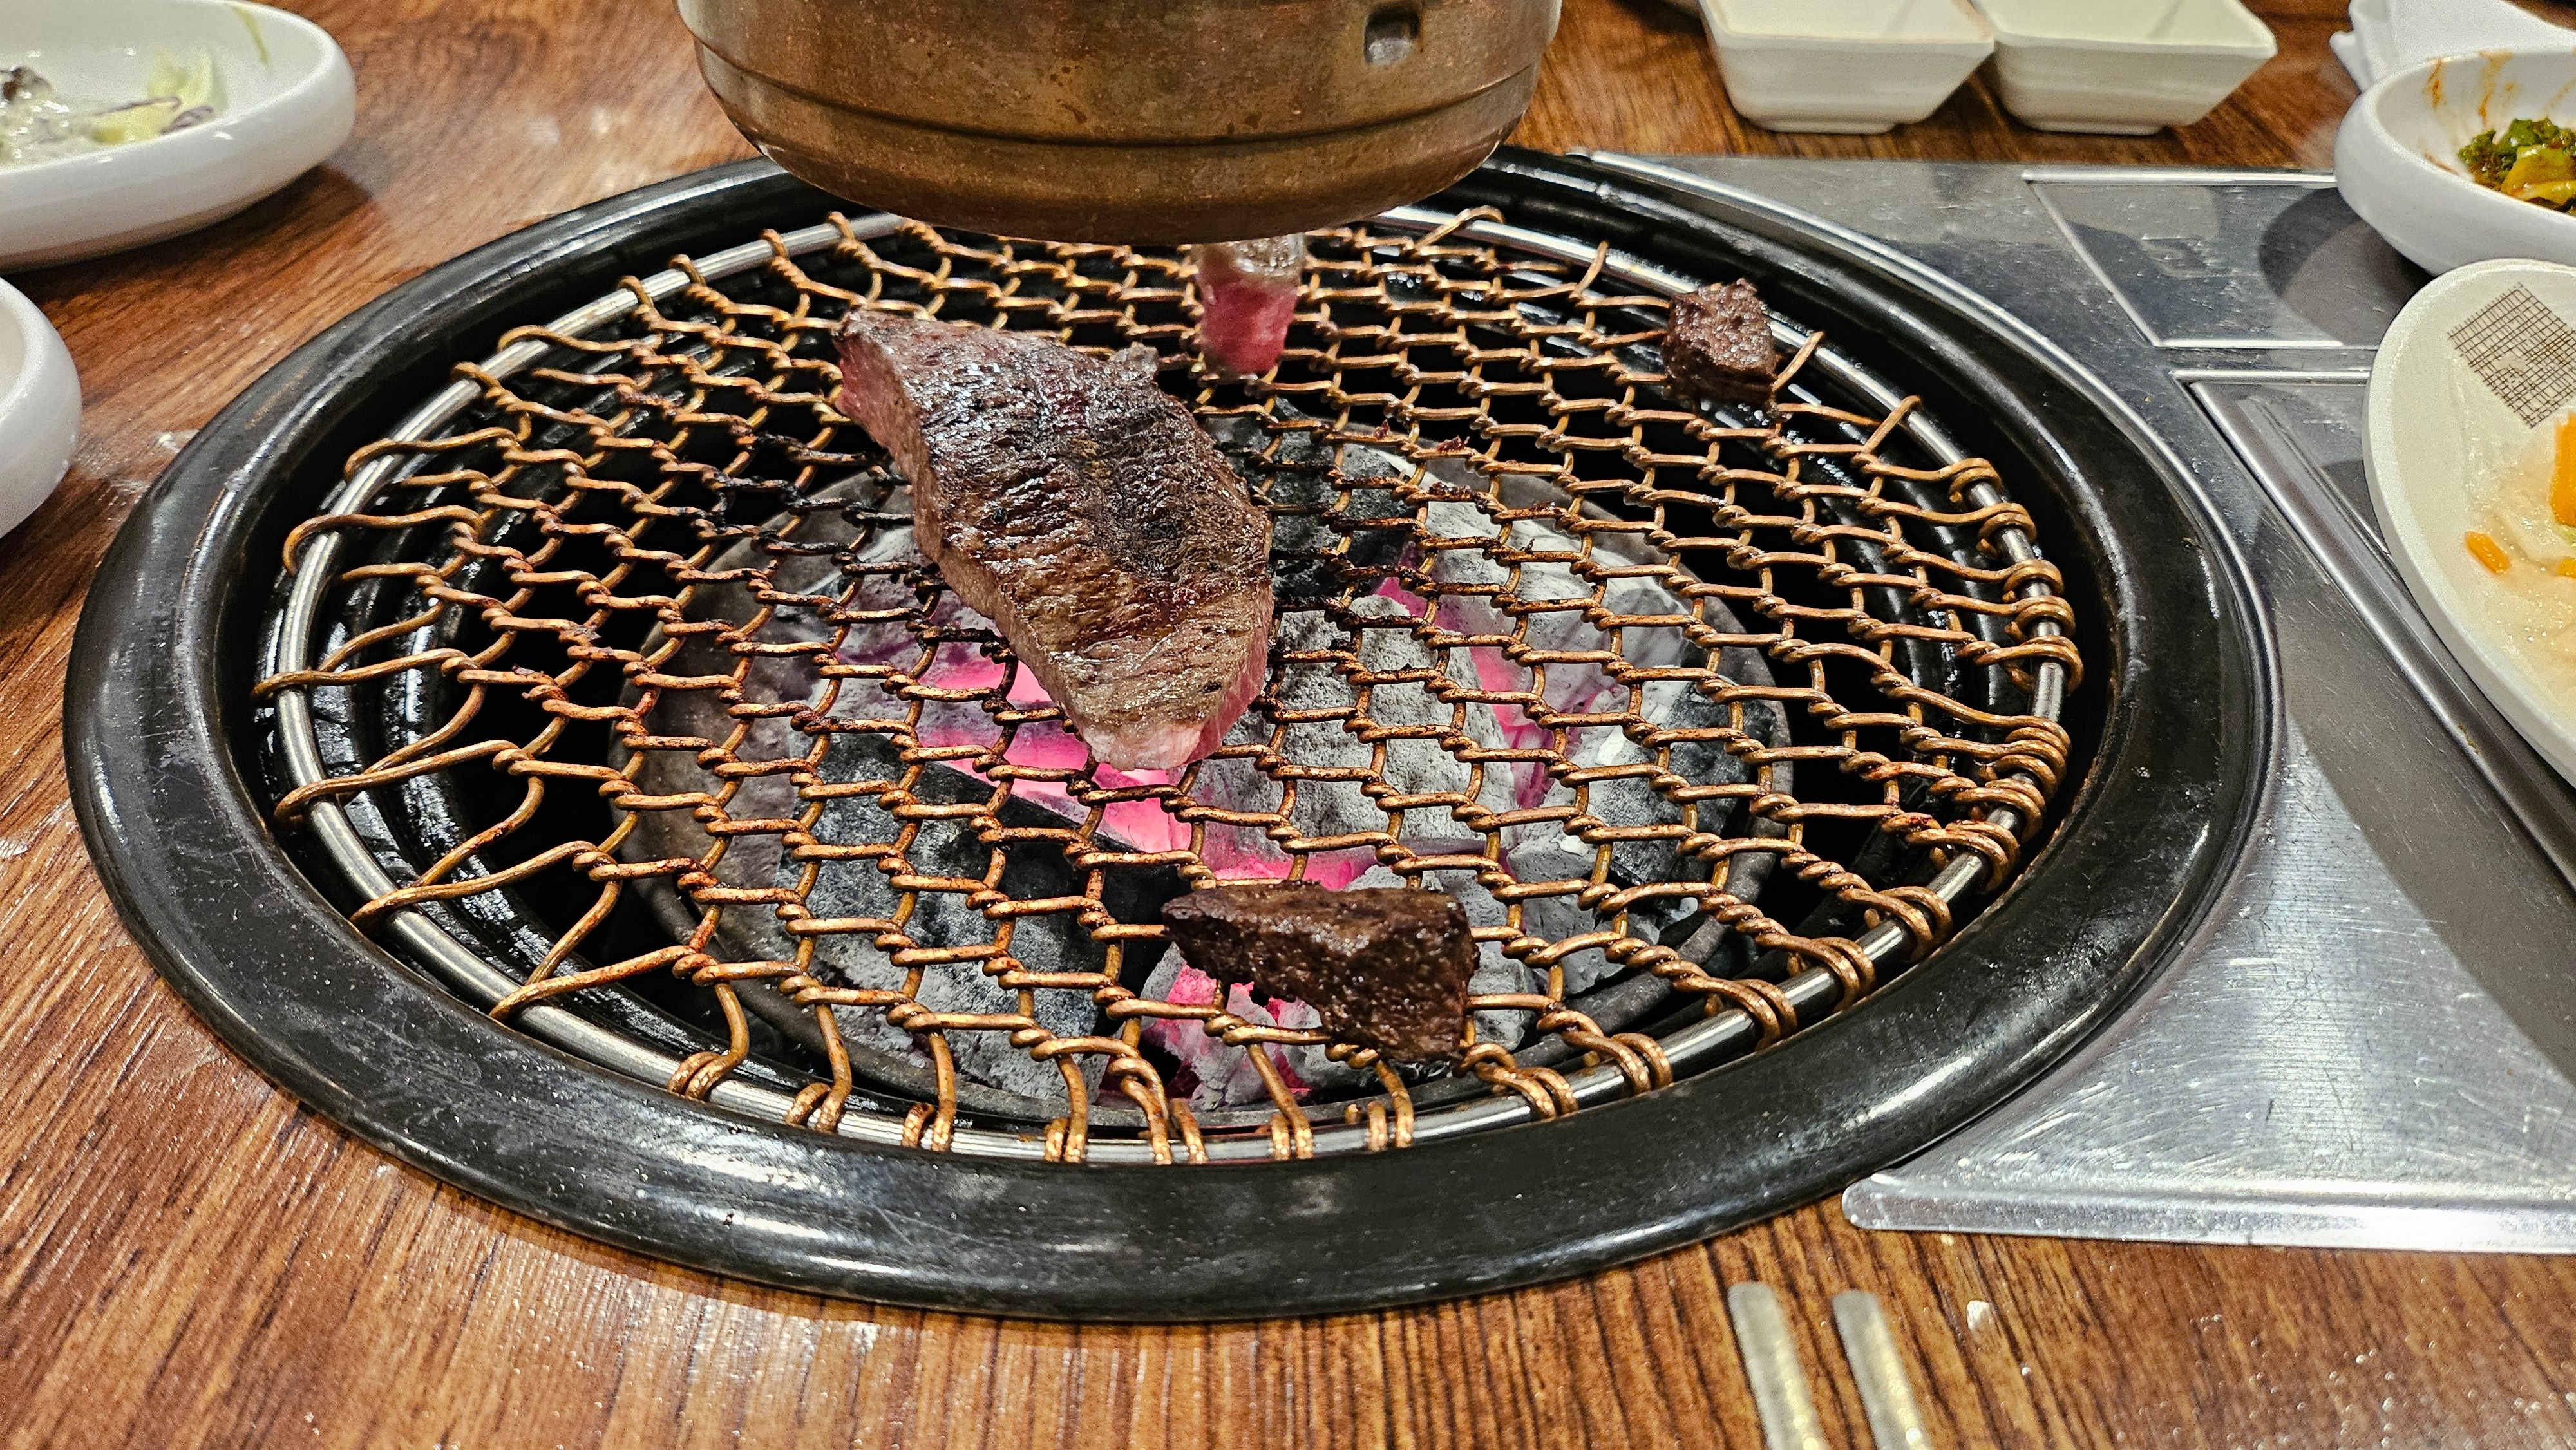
[1664, 279, 1779, 406]
[1160, 882, 1479, 1062]
[835, 311, 1274, 771]
[1195, 235, 1304, 377]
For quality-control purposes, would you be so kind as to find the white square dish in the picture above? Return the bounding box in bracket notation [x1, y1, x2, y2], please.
[1698, 0, 1994, 134]
[1969, 0, 2276, 135]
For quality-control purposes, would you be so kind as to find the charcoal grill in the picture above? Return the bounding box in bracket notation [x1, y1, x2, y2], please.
[68, 153, 2264, 1317]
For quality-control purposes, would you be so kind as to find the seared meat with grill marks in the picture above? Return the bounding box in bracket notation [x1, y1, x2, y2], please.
[1665, 279, 1779, 406]
[1161, 882, 1479, 1062]
[835, 311, 1273, 770]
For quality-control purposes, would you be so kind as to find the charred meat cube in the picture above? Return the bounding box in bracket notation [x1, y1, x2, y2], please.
[1160, 883, 1480, 1062]
[1664, 279, 1779, 406]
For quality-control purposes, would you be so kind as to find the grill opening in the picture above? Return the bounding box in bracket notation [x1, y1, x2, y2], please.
[257, 205, 2082, 1165]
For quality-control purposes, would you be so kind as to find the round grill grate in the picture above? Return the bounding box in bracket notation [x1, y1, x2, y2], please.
[256, 203, 2081, 1165]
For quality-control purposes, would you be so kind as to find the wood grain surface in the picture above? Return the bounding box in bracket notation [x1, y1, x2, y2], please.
[8, 1, 2574, 1445]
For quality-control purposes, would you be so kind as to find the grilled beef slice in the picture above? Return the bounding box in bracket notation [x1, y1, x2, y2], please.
[1665, 279, 1778, 406]
[1160, 883, 1479, 1062]
[835, 311, 1273, 769]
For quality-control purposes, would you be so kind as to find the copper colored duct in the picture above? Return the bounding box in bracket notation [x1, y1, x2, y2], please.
[675, 0, 1562, 243]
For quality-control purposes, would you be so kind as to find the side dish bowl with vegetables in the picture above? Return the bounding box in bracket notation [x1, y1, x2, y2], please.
[2367, 258, 2576, 784]
[2459, 115, 2576, 211]
[2336, 48, 2576, 276]
[0, 0, 353, 270]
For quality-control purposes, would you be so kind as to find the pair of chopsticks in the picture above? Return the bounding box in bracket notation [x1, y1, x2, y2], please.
[1727, 1284, 1931, 1450]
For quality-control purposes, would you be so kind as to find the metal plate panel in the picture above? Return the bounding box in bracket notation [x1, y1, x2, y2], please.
[1591, 155, 2576, 1252]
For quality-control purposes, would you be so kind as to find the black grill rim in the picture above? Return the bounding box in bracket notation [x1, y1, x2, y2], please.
[66, 152, 2269, 1319]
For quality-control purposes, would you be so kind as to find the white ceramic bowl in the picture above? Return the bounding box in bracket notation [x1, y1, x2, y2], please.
[1969, 0, 2275, 135]
[2334, 47, 2576, 276]
[0, 279, 78, 540]
[2368, 258, 2576, 784]
[1698, 0, 1994, 135]
[0, 0, 355, 272]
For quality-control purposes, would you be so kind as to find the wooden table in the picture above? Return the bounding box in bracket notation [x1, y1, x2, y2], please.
[9, 2, 2572, 1444]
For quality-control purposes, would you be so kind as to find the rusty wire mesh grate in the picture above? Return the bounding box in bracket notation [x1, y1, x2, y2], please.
[256, 205, 2081, 1165]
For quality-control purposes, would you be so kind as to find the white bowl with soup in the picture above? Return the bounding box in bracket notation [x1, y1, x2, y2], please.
[2369, 258, 2576, 784]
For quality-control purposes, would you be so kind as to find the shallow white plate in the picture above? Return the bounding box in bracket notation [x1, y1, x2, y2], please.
[0, 279, 78, 540]
[2368, 258, 2576, 784]
[0, 0, 355, 272]
[2335, 47, 2576, 276]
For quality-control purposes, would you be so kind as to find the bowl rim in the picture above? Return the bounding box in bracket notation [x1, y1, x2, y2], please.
[2365, 256, 2576, 786]
[1975, 4, 2275, 59]
[1701, 0, 1993, 49]
[0, 0, 345, 184]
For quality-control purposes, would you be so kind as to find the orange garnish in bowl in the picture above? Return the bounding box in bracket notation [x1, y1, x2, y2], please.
[2553, 413, 2576, 528]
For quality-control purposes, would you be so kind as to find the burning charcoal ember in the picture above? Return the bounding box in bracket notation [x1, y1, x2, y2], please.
[1499, 837, 1616, 994]
[1259, 992, 1371, 1095]
[1195, 234, 1305, 377]
[1138, 961, 1263, 1109]
[1421, 496, 1701, 722]
[1499, 654, 1796, 993]
[1282, 772, 1385, 852]
[1421, 487, 1799, 902]
[1262, 603, 1393, 849]
[1271, 644, 1370, 767]
[1160, 882, 1479, 1062]
[1663, 279, 1779, 408]
[622, 339, 1814, 1117]
[1596, 570, 1701, 669]
[1421, 500, 1588, 646]
[1135, 956, 1368, 1109]
[1247, 588, 1540, 854]
[1198, 824, 1296, 881]
[1560, 677, 1792, 889]
[1420, 497, 1511, 594]
[1347, 591, 1438, 672]
[1189, 744, 1296, 880]
[1343, 594, 1526, 844]
[791, 738, 1109, 1103]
